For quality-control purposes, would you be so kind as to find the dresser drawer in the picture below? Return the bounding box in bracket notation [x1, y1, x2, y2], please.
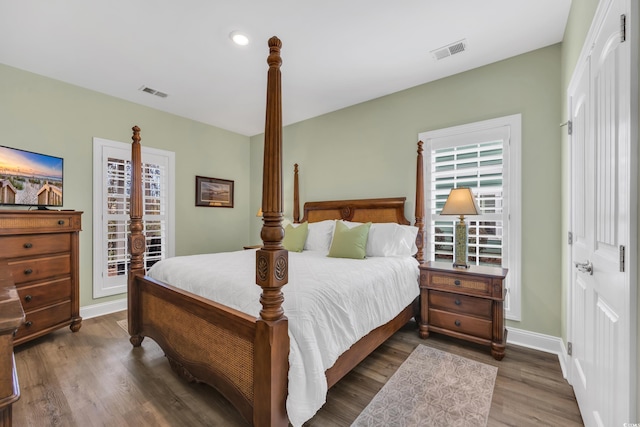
[17, 278, 72, 311]
[7, 254, 71, 285]
[0, 213, 80, 234]
[429, 308, 493, 340]
[427, 272, 492, 297]
[429, 290, 491, 318]
[13, 301, 72, 342]
[0, 233, 71, 259]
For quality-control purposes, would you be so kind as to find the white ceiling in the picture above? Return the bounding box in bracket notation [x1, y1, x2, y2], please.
[0, 0, 571, 137]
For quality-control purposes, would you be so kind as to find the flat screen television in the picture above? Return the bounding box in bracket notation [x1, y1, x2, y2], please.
[0, 145, 64, 208]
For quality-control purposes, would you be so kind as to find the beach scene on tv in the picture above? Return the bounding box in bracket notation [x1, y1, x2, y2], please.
[0, 146, 63, 207]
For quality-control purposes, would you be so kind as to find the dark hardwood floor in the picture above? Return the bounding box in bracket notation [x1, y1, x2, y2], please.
[12, 311, 583, 426]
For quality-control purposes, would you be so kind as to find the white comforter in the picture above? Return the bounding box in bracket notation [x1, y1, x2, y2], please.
[146, 249, 419, 426]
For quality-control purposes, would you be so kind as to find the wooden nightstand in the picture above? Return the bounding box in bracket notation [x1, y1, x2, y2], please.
[419, 261, 508, 360]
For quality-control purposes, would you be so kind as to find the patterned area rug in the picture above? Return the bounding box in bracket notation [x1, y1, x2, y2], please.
[351, 345, 497, 427]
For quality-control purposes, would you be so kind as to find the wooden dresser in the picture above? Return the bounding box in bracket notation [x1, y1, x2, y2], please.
[0, 210, 82, 345]
[419, 261, 508, 360]
[0, 261, 24, 427]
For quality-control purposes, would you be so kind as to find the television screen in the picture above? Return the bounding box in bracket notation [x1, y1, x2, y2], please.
[0, 145, 64, 208]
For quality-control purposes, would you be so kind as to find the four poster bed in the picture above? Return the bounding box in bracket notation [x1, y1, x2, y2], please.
[126, 36, 426, 427]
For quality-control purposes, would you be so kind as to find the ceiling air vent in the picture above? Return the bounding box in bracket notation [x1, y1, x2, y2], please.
[139, 85, 168, 98]
[431, 39, 467, 61]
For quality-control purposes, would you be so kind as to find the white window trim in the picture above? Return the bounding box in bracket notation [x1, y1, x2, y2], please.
[419, 114, 522, 321]
[92, 137, 175, 298]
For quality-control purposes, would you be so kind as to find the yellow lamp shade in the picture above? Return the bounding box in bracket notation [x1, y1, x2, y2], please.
[440, 187, 480, 217]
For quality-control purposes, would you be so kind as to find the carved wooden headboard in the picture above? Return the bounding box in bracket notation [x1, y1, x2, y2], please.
[300, 198, 411, 225]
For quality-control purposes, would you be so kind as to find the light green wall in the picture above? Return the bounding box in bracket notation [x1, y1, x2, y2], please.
[251, 45, 563, 336]
[0, 63, 251, 307]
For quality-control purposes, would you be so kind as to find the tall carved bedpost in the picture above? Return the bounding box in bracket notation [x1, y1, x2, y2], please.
[128, 125, 146, 347]
[254, 36, 289, 427]
[414, 141, 425, 264]
[293, 163, 300, 223]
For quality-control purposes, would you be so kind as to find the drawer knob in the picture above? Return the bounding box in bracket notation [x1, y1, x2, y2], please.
[58, 220, 65, 225]
[25, 321, 33, 328]
[454, 299, 461, 306]
[454, 280, 461, 286]
[24, 242, 33, 249]
[24, 268, 33, 275]
[454, 320, 461, 327]
[24, 295, 32, 302]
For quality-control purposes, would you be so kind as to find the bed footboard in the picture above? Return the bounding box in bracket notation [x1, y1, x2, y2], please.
[130, 273, 289, 426]
[129, 275, 259, 423]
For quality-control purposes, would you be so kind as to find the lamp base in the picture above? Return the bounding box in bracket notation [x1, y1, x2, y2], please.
[453, 219, 469, 269]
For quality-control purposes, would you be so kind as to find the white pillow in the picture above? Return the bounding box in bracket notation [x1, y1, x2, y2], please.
[304, 220, 336, 251]
[396, 224, 419, 256]
[341, 221, 418, 257]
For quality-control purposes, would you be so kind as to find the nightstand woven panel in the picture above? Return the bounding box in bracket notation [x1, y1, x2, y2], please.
[431, 275, 489, 293]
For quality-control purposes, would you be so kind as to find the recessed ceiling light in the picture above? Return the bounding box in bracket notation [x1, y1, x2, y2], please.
[229, 31, 249, 46]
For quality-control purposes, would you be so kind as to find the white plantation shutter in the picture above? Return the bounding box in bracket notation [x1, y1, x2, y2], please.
[93, 138, 175, 298]
[420, 115, 521, 320]
[431, 138, 506, 266]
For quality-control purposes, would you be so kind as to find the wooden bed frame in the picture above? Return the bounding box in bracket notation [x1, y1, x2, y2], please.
[127, 36, 425, 427]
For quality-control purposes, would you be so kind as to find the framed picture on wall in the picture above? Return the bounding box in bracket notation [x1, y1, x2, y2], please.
[195, 176, 234, 208]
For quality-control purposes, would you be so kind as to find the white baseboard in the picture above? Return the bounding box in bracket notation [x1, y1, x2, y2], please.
[80, 297, 127, 320]
[507, 326, 568, 378]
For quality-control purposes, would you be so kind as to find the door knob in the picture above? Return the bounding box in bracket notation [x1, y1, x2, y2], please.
[574, 260, 593, 275]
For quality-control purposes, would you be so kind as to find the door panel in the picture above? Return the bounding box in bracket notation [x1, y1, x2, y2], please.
[572, 277, 588, 388]
[568, 0, 632, 425]
[569, 51, 591, 417]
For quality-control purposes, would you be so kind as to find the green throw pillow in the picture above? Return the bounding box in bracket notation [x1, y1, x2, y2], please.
[283, 222, 308, 252]
[328, 221, 372, 259]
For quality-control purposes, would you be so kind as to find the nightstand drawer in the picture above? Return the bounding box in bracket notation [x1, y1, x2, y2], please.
[7, 254, 71, 285]
[0, 233, 71, 259]
[429, 308, 492, 340]
[427, 272, 492, 297]
[429, 290, 491, 318]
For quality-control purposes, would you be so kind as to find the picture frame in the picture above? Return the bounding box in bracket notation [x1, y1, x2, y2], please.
[195, 176, 234, 208]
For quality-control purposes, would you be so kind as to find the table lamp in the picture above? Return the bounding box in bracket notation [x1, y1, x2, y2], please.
[440, 187, 480, 268]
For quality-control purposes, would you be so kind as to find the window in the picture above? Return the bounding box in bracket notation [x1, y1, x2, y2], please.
[92, 138, 175, 298]
[419, 114, 521, 320]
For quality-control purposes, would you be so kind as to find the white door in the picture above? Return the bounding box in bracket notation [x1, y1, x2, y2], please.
[568, 0, 633, 425]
